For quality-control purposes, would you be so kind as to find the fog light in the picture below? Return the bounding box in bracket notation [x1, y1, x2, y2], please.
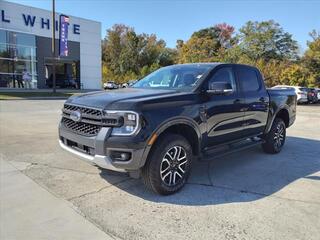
[120, 153, 130, 161]
[110, 151, 131, 161]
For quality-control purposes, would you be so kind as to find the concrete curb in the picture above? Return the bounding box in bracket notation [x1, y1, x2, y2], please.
[1, 97, 69, 100]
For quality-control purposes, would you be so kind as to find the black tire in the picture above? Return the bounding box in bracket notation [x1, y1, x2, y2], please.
[141, 133, 193, 195]
[262, 118, 286, 154]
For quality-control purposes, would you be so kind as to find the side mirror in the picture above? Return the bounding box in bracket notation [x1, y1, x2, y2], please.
[207, 82, 233, 95]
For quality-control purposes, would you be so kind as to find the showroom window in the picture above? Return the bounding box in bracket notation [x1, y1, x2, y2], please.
[0, 30, 37, 88]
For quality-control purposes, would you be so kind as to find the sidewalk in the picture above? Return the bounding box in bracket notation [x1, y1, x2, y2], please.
[0, 159, 113, 240]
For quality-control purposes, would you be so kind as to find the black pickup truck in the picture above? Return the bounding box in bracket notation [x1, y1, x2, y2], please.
[59, 63, 296, 195]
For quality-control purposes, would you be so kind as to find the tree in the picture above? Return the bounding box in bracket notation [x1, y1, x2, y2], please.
[101, 21, 315, 88]
[279, 63, 308, 86]
[256, 59, 290, 87]
[237, 20, 299, 62]
[303, 30, 320, 87]
[177, 23, 235, 63]
[102, 24, 176, 83]
[102, 24, 133, 80]
[177, 36, 220, 63]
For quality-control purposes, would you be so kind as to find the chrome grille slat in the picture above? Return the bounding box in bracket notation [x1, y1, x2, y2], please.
[62, 104, 103, 136]
[62, 113, 102, 125]
[62, 109, 102, 120]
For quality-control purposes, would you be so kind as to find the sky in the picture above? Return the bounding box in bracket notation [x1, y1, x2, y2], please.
[4, 0, 320, 52]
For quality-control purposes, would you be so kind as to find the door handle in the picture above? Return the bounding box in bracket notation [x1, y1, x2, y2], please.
[234, 99, 241, 104]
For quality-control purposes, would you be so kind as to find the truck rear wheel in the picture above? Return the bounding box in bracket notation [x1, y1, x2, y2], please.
[262, 118, 286, 154]
[141, 134, 193, 195]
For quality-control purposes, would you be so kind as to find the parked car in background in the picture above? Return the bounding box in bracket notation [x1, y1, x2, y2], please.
[121, 80, 138, 88]
[307, 88, 318, 103]
[121, 83, 128, 88]
[316, 88, 320, 101]
[272, 85, 308, 104]
[128, 80, 138, 87]
[104, 81, 119, 90]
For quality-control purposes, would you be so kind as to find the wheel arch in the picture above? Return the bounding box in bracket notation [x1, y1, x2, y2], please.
[146, 117, 202, 158]
[275, 109, 290, 127]
[265, 106, 290, 133]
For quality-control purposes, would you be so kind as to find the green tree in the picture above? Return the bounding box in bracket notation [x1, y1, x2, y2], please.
[102, 24, 175, 83]
[237, 20, 299, 62]
[303, 30, 320, 87]
[102, 24, 133, 81]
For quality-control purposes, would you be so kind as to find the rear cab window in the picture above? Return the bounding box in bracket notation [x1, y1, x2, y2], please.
[236, 66, 261, 92]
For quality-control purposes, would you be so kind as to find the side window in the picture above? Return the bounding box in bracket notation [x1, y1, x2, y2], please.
[208, 67, 236, 91]
[237, 67, 260, 92]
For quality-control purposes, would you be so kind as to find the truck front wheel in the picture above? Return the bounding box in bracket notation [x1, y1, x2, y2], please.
[262, 118, 286, 154]
[141, 134, 193, 195]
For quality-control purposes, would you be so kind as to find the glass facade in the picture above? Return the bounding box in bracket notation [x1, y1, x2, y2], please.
[0, 29, 37, 88]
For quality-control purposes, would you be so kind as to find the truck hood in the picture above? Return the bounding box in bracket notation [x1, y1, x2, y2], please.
[66, 88, 183, 110]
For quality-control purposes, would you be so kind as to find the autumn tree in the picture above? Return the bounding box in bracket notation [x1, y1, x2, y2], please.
[102, 24, 175, 83]
[279, 64, 308, 86]
[101, 22, 318, 88]
[177, 23, 236, 63]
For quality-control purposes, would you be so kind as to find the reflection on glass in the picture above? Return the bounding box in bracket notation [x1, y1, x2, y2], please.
[0, 30, 37, 88]
[0, 29, 7, 43]
[0, 43, 10, 58]
[0, 59, 13, 73]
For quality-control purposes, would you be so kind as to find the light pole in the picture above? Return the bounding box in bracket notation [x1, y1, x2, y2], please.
[52, 0, 56, 93]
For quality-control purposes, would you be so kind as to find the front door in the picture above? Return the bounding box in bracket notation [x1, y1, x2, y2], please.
[204, 66, 245, 147]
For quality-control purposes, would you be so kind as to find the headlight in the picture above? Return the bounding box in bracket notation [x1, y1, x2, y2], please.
[104, 110, 140, 136]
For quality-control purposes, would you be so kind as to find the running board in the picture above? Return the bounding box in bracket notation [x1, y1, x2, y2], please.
[201, 138, 265, 161]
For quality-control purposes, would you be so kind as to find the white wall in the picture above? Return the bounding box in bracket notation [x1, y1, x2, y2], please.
[78, 18, 101, 89]
[0, 0, 101, 89]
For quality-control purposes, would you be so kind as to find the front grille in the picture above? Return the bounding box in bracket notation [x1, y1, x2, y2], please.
[62, 117, 101, 136]
[62, 104, 123, 136]
[62, 104, 103, 136]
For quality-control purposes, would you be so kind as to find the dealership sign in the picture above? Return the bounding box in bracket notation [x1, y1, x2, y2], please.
[59, 15, 69, 57]
[1, 9, 80, 35]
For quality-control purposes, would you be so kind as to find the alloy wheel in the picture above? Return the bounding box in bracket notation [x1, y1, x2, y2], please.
[160, 146, 188, 186]
[274, 122, 285, 149]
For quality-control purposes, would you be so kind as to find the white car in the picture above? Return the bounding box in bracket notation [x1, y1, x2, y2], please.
[316, 88, 320, 101]
[103, 81, 118, 90]
[272, 85, 308, 104]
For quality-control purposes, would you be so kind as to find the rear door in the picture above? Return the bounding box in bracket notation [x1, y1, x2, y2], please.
[235, 65, 269, 137]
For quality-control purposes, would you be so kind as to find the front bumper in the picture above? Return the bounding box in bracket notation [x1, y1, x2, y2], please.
[59, 139, 125, 172]
[59, 122, 150, 172]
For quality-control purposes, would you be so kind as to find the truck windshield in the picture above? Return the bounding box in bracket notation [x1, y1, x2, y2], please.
[132, 65, 213, 90]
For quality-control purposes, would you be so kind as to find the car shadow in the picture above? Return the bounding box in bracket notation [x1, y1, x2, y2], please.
[99, 136, 320, 206]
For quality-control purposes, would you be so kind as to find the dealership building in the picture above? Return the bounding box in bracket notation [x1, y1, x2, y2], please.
[0, 1, 101, 89]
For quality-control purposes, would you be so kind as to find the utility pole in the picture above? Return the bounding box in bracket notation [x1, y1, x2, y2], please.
[52, 0, 56, 93]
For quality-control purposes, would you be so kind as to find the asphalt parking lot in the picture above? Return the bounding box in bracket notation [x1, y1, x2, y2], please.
[1, 100, 320, 240]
